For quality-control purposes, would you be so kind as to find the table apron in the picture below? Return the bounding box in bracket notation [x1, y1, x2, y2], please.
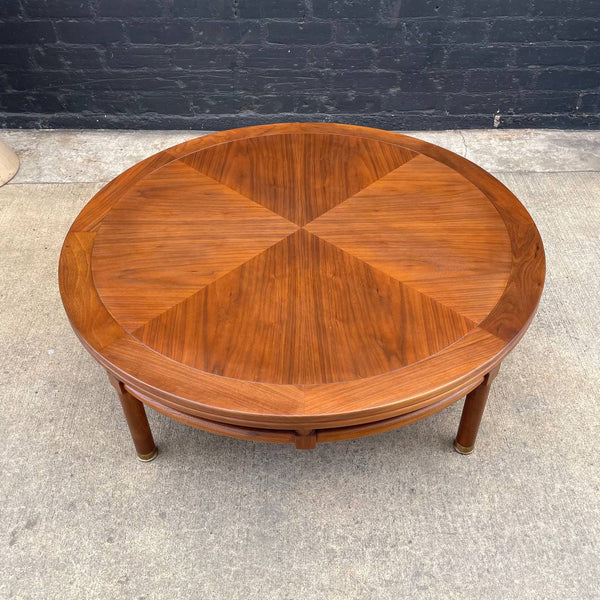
[121, 376, 484, 446]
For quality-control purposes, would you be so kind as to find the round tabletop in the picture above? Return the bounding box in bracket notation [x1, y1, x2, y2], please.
[59, 123, 545, 433]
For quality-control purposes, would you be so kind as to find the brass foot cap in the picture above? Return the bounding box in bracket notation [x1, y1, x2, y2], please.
[453, 440, 474, 455]
[137, 447, 158, 462]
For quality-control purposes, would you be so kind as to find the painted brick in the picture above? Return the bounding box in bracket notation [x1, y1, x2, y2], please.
[377, 46, 445, 70]
[490, 19, 557, 42]
[254, 94, 323, 114]
[267, 21, 332, 45]
[237, 0, 305, 19]
[446, 92, 520, 114]
[516, 46, 586, 67]
[0, 1, 23, 17]
[106, 47, 171, 69]
[242, 46, 308, 69]
[448, 20, 489, 44]
[137, 94, 192, 115]
[56, 20, 123, 44]
[447, 46, 511, 68]
[578, 92, 599, 112]
[382, 91, 444, 111]
[309, 46, 376, 70]
[336, 21, 404, 45]
[388, 0, 452, 18]
[97, 0, 166, 18]
[0, 20, 56, 43]
[127, 20, 194, 44]
[584, 46, 600, 65]
[313, 0, 381, 19]
[331, 70, 398, 91]
[404, 20, 446, 46]
[192, 21, 262, 45]
[557, 19, 600, 42]
[536, 68, 599, 91]
[533, 0, 599, 18]
[172, 0, 234, 18]
[1, 91, 65, 112]
[0, 0, 597, 129]
[172, 47, 237, 70]
[460, 0, 529, 17]
[23, 0, 93, 17]
[399, 71, 465, 92]
[0, 47, 32, 68]
[465, 69, 534, 92]
[34, 46, 104, 69]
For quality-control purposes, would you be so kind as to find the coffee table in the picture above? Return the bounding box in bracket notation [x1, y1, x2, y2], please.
[59, 123, 545, 460]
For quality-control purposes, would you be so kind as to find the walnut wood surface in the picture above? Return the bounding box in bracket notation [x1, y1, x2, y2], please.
[59, 123, 545, 443]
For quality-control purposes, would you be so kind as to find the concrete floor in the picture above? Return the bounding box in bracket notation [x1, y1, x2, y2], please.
[1, 128, 599, 599]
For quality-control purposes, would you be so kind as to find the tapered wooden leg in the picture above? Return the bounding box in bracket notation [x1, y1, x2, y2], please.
[107, 373, 158, 462]
[454, 364, 501, 455]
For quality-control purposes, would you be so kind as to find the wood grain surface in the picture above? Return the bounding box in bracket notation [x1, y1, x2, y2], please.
[59, 123, 545, 443]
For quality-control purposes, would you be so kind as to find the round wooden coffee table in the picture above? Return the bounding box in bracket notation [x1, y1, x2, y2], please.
[59, 123, 545, 460]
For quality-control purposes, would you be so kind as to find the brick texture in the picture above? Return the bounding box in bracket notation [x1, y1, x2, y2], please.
[0, 0, 598, 129]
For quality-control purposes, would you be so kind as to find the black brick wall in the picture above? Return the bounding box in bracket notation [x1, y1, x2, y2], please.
[0, 0, 598, 129]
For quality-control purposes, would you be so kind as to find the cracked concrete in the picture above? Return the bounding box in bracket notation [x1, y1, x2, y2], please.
[1, 128, 599, 600]
[2, 128, 599, 185]
[458, 130, 468, 160]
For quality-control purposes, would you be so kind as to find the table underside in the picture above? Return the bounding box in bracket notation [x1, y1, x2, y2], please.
[117, 370, 487, 449]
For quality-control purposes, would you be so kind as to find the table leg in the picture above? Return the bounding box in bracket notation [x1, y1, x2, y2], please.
[294, 429, 317, 449]
[453, 364, 501, 455]
[107, 373, 158, 462]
